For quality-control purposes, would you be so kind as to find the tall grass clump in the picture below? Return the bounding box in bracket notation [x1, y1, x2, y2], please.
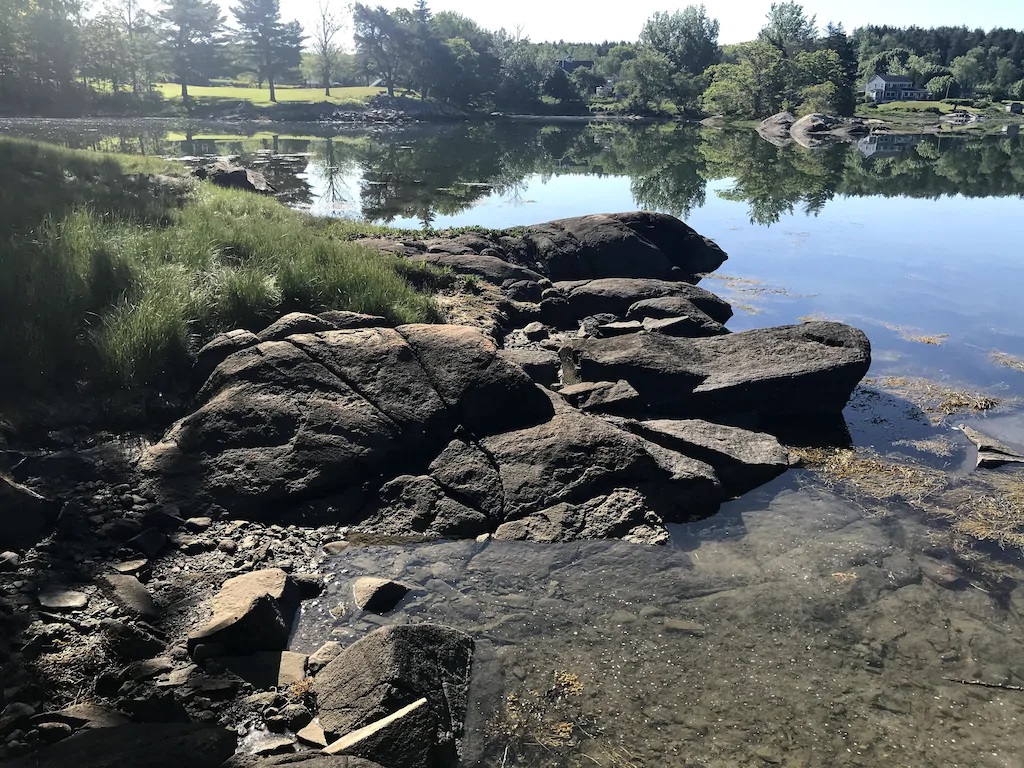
[0, 138, 441, 395]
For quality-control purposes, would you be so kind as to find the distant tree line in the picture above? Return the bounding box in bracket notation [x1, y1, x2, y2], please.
[2, 0, 1024, 117]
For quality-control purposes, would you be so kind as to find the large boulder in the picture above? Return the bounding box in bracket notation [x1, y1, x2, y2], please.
[187, 569, 300, 655]
[225, 755, 384, 768]
[479, 392, 722, 523]
[561, 321, 871, 423]
[0, 723, 235, 768]
[504, 212, 727, 282]
[547, 278, 733, 328]
[756, 111, 796, 146]
[141, 325, 552, 519]
[312, 624, 474, 764]
[194, 160, 275, 194]
[612, 418, 791, 496]
[790, 113, 842, 148]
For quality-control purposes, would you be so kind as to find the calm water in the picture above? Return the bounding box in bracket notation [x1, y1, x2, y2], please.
[7, 118, 1024, 766]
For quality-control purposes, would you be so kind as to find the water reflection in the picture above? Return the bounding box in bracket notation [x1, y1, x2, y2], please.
[4, 119, 1023, 228]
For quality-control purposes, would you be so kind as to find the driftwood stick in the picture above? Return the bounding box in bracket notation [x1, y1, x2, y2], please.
[943, 676, 1024, 692]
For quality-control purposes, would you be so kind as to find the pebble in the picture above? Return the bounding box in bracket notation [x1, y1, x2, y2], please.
[37, 589, 88, 611]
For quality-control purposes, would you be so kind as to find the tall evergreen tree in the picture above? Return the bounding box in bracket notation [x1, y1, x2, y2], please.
[822, 22, 857, 116]
[232, 0, 303, 102]
[158, 0, 224, 100]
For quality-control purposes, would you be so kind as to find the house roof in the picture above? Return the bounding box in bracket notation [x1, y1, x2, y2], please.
[870, 73, 914, 84]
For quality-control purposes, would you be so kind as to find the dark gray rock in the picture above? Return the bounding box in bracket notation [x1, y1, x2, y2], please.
[597, 321, 644, 337]
[99, 574, 158, 619]
[195, 160, 275, 194]
[0, 723, 235, 768]
[187, 569, 299, 656]
[616, 418, 790, 496]
[428, 439, 504, 522]
[317, 310, 389, 329]
[553, 278, 733, 327]
[959, 425, 1024, 468]
[559, 380, 641, 413]
[352, 577, 410, 614]
[323, 697, 434, 768]
[143, 324, 553, 520]
[479, 392, 722, 522]
[561, 321, 870, 422]
[257, 313, 339, 342]
[408, 251, 546, 286]
[493, 488, 671, 545]
[359, 475, 489, 539]
[193, 330, 259, 389]
[641, 315, 728, 338]
[0, 473, 59, 551]
[224, 753, 385, 768]
[313, 624, 473, 763]
[506, 212, 727, 282]
[497, 348, 560, 387]
[101, 619, 165, 661]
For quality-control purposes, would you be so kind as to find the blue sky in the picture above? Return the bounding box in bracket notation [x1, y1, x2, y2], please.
[273, 0, 1024, 47]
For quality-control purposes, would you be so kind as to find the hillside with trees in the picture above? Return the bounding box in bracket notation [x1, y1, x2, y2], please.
[1, 0, 1023, 118]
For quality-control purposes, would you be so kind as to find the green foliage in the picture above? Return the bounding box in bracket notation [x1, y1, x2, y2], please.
[617, 50, 675, 113]
[758, 1, 817, 58]
[232, 0, 304, 101]
[158, 0, 226, 100]
[542, 67, 583, 103]
[0, 139, 439, 392]
[639, 6, 721, 75]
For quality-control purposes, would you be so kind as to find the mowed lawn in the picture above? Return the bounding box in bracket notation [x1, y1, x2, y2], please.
[868, 100, 985, 114]
[154, 83, 388, 106]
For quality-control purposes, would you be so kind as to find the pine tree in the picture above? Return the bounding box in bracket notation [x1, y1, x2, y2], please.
[158, 0, 224, 100]
[232, 0, 303, 102]
[822, 22, 858, 116]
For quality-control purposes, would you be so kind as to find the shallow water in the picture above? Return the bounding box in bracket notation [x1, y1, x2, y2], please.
[294, 471, 1024, 767]
[5, 117, 1024, 765]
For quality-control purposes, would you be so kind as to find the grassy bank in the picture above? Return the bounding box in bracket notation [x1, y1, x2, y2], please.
[154, 84, 388, 108]
[0, 138, 441, 395]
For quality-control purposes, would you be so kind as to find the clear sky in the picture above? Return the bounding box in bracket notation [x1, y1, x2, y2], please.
[266, 0, 1024, 47]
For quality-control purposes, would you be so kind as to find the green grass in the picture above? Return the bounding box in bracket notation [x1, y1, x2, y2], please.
[0, 138, 442, 393]
[859, 100, 984, 116]
[154, 83, 388, 107]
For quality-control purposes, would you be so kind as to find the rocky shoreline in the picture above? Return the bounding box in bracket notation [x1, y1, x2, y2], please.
[0, 212, 872, 766]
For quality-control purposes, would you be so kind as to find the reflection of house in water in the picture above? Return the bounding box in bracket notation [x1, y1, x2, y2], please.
[856, 132, 926, 158]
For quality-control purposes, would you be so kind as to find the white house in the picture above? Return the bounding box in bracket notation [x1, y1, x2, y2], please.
[864, 74, 928, 103]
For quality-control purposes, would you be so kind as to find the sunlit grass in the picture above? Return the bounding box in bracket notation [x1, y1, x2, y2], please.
[153, 83, 388, 106]
[0, 138, 441, 392]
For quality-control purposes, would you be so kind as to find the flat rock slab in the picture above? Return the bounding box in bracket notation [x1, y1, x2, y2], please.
[37, 588, 88, 611]
[188, 569, 299, 656]
[561, 321, 870, 423]
[548, 278, 733, 328]
[99, 574, 158, 619]
[352, 577, 410, 614]
[312, 624, 473, 762]
[1, 723, 236, 768]
[959, 425, 1024, 468]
